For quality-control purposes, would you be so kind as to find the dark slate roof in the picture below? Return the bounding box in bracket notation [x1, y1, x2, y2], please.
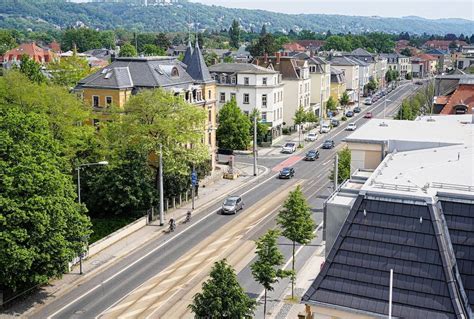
[351, 48, 374, 57]
[182, 41, 193, 68]
[303, 197, 471, 319]
[186, 41, 213, 83]
[441, 200, 474, 310]
[76, 57, 195, 89]
[329, 56, 360, 66]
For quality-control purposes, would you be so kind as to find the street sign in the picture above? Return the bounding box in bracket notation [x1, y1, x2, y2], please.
[191, 171, 198, 186]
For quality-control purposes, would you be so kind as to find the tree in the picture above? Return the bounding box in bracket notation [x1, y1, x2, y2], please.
[405, 72, 413, 80]
[204, 51, 219, 66]
[155, 32, 171, 50]
[277, 186, 315, 299]
[366, 78, 378, 92]
[326, 96, 338, 113]
[248, 33, 279, 57]
[189, 259, 256, 318]
[229, 19, 241, 49]
[400, 47, 412, 57]
[142, 44, 166, 56]
[260, 24, 267, 36]
[330, 147, 351, 184]
[61, 28, 114, 52]
[19, 55, 47, 84]
[305, 107, 318, 125]
[298, 29, 317, 40]
[0, 29, 17, 56]
[47, 50, 93, 87]
[251, 229, 289, 316]
[339, 91, 350, 108]
[323, 35, 351, 51]
[216, 99, 251, 150]
[119, 43, 138, 57]
[293, 105, 307, 147]
[250, 109, 270, 144]
[0, 105, 91, 293]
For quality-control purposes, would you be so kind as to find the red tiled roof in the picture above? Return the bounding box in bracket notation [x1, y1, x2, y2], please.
[49, 41, 61, 53]
[435, 96, 450, 105]
[283, 42, 306, 52]
[424, 40, 468, 49]
[415, 53, 437, 61]
[295, 40, 326, 49]
[3, 42, 57, 64]
[440, 84, 474, 114]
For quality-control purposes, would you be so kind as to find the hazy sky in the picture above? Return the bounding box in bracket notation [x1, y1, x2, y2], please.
[189, 0, 474, 20]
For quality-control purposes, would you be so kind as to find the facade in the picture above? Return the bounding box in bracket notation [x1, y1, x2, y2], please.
[3, 42, 58, 64]
[75, 43, 217, 167]
[374, 55, 387, 88]
[303, 116, 474, 319]
[381, 53, 412, 78]
[255, 54, 311, 128]
[330, 67, 346, 101]
[411, 53, 437, 77]
[433, 77, 474, 115]
[209, 63, 284, 142]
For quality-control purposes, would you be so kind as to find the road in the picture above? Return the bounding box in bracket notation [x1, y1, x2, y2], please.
[32, 83, 418, 319]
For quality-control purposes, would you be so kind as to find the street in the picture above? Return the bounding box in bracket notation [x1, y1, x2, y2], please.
[31, 83, 418, 319]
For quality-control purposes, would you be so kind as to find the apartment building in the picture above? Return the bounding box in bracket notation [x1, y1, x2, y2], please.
[381, 53, 412, 78]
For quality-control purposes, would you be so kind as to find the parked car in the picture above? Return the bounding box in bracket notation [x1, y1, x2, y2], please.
[322, 140, 335, 149]
[320, 123, 331, 133]
[305, 132, 318, 142]
[221, 195, 243, 214]
[346, 111, 354, 117]
[279, 167, 295, 179]
[353, 106, 361, 113]
[346, 123, 357, 131]
[364, 98, 372, 105]
[331, 119, 340, 127]
[281, 142, 296, 154]
[304, 150, 320, 161]
[364, 112, 373, 119]
[415, 80, 423, 85]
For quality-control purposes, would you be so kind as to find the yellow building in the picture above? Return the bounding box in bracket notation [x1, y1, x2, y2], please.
[75, 43, 217, 168]
[330, 66, 346, 101]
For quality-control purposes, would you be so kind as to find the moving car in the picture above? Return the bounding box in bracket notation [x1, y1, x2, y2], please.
[305, 132, 318, 142]
[364, 112, 373, 119]
[346, 111, 354, 117]
[279, 167, 295, 179]
[304, 150, 320, 161]
[281, 142, 296, 154]
[320, 123, 331, 133]
[353, 106, 361, 113]
[221, 195, 243, 214]
[364, 98, 373, 105]
[346, 123, 357, 131]
[331, 119, 340, 127]
[322, 140, 335, 149]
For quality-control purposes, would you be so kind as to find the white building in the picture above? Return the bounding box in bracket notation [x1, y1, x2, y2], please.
[209, 63, 284, 142]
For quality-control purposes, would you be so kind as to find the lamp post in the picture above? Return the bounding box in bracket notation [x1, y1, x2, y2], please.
[383, 96, 392, 119]
[75, 160, 108, 274]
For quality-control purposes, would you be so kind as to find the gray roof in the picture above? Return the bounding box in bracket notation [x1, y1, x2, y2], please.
[350, 57, 370, 67]
[186, 41, 213, 83]
[302, 196, 473, 318]
[329, 56, 360, 66]
[77, 57, 196, 89]
[182, 41, 193, 67]
[209, 63, 277, 74]
[351, 48, 374, 57]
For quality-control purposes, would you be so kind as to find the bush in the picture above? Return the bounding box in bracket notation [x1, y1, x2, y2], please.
[282, 128, 290, 135]
[341, 116, 347, 121]
[90, 217, 139, 243]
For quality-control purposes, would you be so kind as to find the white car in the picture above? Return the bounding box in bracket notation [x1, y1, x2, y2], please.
[320, 124, 331, 133]
[305, 132, 318, 142]
[281, 142, 297, 154]
[364, 98, 373, 105]
[346, 123, 357, 131]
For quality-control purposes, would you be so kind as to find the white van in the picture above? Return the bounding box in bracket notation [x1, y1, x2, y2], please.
[320, 123, 331, 133]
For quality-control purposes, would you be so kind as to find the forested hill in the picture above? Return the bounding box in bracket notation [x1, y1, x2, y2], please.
[1, 0, 472, 35]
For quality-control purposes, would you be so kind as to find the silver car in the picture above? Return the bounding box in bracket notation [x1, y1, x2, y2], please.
[221, 196, 243, 214]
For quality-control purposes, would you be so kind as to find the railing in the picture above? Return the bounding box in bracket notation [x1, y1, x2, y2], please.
[371, 182, 418, 192]
[431, 182, 474, 193]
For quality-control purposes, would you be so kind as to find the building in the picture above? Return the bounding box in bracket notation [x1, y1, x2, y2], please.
[292, 52, 331, 117]
[374, 55, 388, 88]
[329, 56, 360, 102]
[380, 53, 412, 78]
[295, 40, 326, 53]
[3, 42, 58, 64]
[424, 40, 468, 51]
[426, 49, 451, 73]
[255, 54, 311, 128]
[433, 77, 474, 115]
[75, 43, 217, 166]
[330, 67, 346, 102]
[209, 63, 284, 143]
[282, 42, 306, 53]
[411, 53, 437, 78]
[303, 116, 474, 319]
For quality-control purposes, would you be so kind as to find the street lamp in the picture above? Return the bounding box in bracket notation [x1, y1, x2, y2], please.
[383, 96, 392, 119]
[75, 160, 108, 274]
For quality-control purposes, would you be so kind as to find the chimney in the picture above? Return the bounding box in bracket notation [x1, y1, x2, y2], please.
[264, 53, 268, 63]
[276, 52, 281, 64]
[255, 58, 259, 66]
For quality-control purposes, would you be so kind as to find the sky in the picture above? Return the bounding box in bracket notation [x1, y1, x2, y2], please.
[189, 0, 474, 20]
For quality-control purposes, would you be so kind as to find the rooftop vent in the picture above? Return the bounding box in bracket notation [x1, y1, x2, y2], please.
[379, 122, 388, 127]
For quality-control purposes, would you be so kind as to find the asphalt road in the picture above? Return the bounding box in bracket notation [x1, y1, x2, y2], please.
[32, 83, 417, 319]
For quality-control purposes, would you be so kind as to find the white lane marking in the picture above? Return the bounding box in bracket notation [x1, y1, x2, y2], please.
[322, 160, 331, 166]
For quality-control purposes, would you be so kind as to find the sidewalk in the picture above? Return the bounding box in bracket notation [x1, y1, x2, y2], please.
[5, 163, 268, 318]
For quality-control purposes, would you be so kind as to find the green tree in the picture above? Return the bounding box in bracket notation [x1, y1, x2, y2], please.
[142, 44, 166, 56]
[155, 32, 171, 50]
[19, 55, 47, 84]
[189, 259, 256, 318]
[61, 28, 114, 52]
[366, 78, 378, 92]
[305, 107, 318, 125]
[293, 105, 307, 147]
[0, 29, 17, 56]
[216, 99, 251, 150]
[229, 19, 241, 49]
[405, 72, 413, 80]
[330, 147, 351, 184]
[339, 91, 350, 108]
[277, 186, 315, 299]
[119, 43, 138, 57]
[324, 36, 351, 51]
[204, 51, 219, 66]
[250, 109, 270, 144]
[260, 24, 267, 36]
[326, 96, 338, 113]
[400, 48, 412, 57]
[0, 105, 91, 292]
[47, 50, 93, 87]
[251, 229, 290, 316]
[248, 33, 278, 57]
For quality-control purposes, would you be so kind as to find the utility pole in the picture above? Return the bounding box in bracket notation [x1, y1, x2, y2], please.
[334, 154, 339, 191]
[159, 143, 164, 226]
[253, 115, 258, 177]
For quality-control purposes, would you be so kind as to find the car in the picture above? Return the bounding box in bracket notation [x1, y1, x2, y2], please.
[372, 96, 379, 102]
[353, 106, 361, 113]
[345, 111, 354, 117]
[364, 98, 372, 105]
[364, 112, 373, 119]
[305, 132, 318, 142]
[304, 150, 320, 161]
[331, 119, 340, 127]
[320, 123, 331, 133]
[279, 167, 295, 179]
[221, 195, 243, 214]
[415, 80, 423, 85]
[281, 142, 296, 154]
[346, 123, 357, 131]
[322, 140, 335, 149]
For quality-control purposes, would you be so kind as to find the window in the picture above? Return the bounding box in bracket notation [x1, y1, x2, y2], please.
[231, 76, 236, 84]
[274, 92, 277, 102]
[197, 91, 202, 101]
[106, 96, 112, 106]
[93, 96, 99, 107]
[208, 110, 212, 122]
[230, 93, 236, 100]
[208, 132, 212, 145]
[244, 77, 249, 85]
[262, 77, 267, 85]
[220, 92, 226, 103]
[208, 90, 211, 99]
[299, 84, 303, 94]
[243, 94, 249, 104]
[262, 94, 267, 107]
[261, 112, 267, 122]
[92, 119, 100, 131]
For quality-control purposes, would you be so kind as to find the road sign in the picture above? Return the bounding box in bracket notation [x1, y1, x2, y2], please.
[191, 171, 198, 186]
